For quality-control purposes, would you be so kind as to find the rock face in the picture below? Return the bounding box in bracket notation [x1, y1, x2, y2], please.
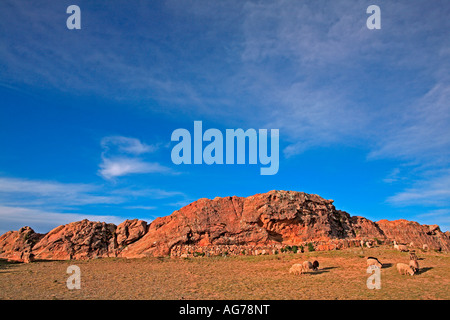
[120, 191, 359, 258]
[376, 219, 449, 251]
[31, 220, 118, 260]
[1, 190, 449, 261]
[0, 227, 44, 263]
[116, 219, 148, 247]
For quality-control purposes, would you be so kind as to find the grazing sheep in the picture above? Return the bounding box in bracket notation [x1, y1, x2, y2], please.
[409, 260, 419, 273]
[290, 261, 319, 275]
[423, 244, 429, 251]
[393, 241, 409, 252]
[366, 242, 372, 248]
[367, 257, 382, 268]
[289, 263, 304, 275]
[396, 263, 415, 276]
[312, 260, 319, 271]
[302, 261, 314, 272]
[399, 245, 409, 252]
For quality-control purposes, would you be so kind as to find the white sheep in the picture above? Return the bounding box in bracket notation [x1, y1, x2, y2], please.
[302, 260, 314, 272]
[366, 241, 372, 248]
[393, 241, 409, 252]
[289, 263, 304, 275]
[423, 244, 429, 251]
[396, 263, 415, 276]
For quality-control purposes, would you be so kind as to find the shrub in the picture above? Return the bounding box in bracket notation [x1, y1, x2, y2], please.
[307, 242, 315, 252]
[292, 245, 298, 253]
[193, 252, 205, 257]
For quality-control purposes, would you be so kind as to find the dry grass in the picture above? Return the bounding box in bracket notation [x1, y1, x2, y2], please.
[1, 246, 449, 300]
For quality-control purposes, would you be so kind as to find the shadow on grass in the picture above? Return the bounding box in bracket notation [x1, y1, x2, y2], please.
[417, 267, 433, 274]
[382, 263, 393, 268]
[309, 266, 337, 274]
[320, 266, 337, 271]
[0, 258, 19, 271]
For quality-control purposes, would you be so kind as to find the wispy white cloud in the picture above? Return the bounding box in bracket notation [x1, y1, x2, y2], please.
[99, 135, 173, 180]
[387, 171, 450, 206]
[99, 157, 171, 180]
[383, 168, 402, 184]
[0, 177, 122, 205]
[125, 205, 157, 211]
[368, 82, 450, 163]
[101, 136, 156, 155]
[110, 187, 185, 199]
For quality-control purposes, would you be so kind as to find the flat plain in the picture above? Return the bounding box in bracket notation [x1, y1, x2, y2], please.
[1, 246, 449, 300]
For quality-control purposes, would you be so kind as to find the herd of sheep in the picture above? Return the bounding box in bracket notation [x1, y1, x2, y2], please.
[289, 240, 427, 277]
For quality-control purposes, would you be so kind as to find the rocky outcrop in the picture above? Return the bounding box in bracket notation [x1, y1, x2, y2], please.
[1, 190, 449, 261]
[376, 219, 449, 251]
[31, 220, 118, 260]
[349, 216, 385, 240]
[119, 191, 360, 258]
[116, 219, 148, 247]
[0, 226, 44, 263]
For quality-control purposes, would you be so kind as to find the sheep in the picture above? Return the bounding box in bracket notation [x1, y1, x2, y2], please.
[289, 260, 318, 275]
[366, 241, 372, 248]
[360, 240, 365, 247]
[289, 263, 304, 275]
[423, 244, 429, 251]
[367, 256, 382, 268]
[409, 260, 420, 273]
[393, 241, 409, 252]
[302, 260, 314, 272]
[396, 263, 415, 276]
[312, 260, 319, 271]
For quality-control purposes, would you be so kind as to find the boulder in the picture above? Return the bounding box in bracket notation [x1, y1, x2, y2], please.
[116, 219, 148, 246]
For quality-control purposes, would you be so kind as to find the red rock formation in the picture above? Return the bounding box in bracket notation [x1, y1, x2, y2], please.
[0, 226, 44, 263]
[31, 220, 117, 260]
[1, 190, 449, 261]
[349, 216, 386, 241]
[116, 219, 148, 246]
[376, 219, 450, 251]
[120, 191, 358, 258]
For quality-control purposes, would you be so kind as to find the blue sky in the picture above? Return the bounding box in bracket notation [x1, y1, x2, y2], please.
[0, 0, 449, 234]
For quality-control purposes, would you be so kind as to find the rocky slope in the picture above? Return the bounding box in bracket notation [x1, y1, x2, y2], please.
[1, 190, 449, 262]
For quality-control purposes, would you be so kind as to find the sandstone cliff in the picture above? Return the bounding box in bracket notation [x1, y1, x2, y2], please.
[0, 190, 449, 262]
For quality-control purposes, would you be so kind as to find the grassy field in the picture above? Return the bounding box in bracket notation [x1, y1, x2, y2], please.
[1, 246, 449, 300]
